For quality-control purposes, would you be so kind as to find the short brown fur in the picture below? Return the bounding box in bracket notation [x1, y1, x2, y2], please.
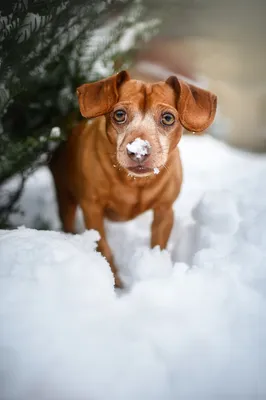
[49, 71, 217, 287]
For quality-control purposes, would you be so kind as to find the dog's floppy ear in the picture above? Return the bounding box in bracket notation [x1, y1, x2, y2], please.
[166, 76, 217, 133]
[76, 70, 130, 118]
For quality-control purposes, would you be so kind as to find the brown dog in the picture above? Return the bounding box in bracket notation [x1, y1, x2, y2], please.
[49, 71, 217, 287]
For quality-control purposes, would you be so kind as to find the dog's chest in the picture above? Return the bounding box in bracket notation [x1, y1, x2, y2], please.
[104, 183, 157, 221]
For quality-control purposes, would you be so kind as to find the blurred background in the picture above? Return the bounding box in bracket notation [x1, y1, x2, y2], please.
[0, 0, 266, 228]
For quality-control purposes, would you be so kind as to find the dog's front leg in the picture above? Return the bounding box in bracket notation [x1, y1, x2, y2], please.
[151, 206, 174, 249]
[80, 201, 122, 288]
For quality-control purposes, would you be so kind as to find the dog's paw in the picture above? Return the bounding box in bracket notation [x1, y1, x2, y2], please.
[114, 274, 123, 289]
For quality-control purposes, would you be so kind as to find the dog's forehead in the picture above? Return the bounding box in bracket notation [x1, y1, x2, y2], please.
[118, 80, 176, 107]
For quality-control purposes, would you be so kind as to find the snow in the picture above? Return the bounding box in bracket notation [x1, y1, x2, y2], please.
[126, 137, 151, 158]
[50, 126, 61, 138]
[1, 134, 266, 399]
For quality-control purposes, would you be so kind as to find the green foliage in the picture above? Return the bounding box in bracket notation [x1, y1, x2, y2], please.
[0, 0, 158, 227]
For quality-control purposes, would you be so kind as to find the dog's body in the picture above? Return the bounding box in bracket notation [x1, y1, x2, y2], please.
[50, 71, 217, 287]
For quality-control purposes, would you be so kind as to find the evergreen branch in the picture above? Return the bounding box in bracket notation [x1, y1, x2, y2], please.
[0, 0, 156, 226]
[0, 173, 26, 227]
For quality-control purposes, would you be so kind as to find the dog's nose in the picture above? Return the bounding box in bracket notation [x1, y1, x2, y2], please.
[126, 139, 151, 163]
[127, 148, 150, 163]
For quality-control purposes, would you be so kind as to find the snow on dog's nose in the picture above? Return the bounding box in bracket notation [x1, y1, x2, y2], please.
[126, 138, 151, 163]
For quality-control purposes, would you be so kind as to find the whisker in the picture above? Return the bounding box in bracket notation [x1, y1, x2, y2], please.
[162, 164, 170, 175]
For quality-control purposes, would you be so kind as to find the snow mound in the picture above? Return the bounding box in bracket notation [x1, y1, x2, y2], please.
[1, 225, 266, 400]
[1, 134, 266, 399]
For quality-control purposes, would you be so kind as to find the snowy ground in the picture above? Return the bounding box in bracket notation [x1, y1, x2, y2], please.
[1, 134, 266, 399]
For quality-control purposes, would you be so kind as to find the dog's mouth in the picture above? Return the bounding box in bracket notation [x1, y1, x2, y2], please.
[127, 165, 153, 175]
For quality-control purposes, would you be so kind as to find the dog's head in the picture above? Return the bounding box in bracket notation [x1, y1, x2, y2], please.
[77, 71, 217, 176]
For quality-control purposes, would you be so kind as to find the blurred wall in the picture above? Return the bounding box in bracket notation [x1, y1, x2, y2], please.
[131, 0, 266, 151]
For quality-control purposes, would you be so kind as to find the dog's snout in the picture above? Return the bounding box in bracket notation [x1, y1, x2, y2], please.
[126, 138, 151, 163]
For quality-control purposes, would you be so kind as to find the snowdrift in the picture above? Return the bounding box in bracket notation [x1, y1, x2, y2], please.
[1, 135, 266, 399]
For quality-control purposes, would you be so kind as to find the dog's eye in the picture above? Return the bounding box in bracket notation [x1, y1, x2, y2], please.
[113, 110, 127, 123]
[161, 113, 175, 126]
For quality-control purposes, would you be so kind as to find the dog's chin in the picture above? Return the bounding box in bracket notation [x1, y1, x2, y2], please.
[126, 165, 154, 177]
